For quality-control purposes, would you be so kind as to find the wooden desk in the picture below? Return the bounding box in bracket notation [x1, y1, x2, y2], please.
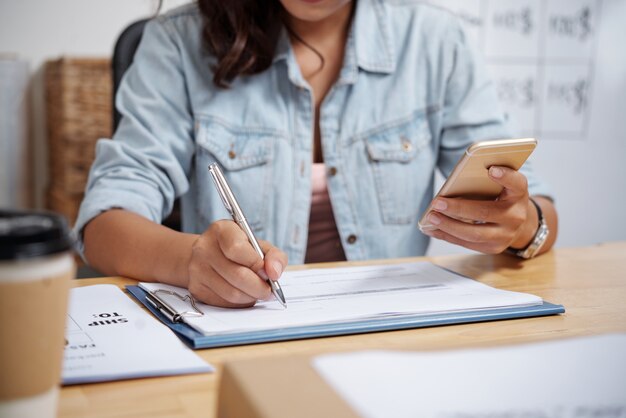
[59, 242, 626, 418]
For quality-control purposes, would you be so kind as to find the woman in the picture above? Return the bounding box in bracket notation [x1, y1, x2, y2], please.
[77, 0, 558, 308]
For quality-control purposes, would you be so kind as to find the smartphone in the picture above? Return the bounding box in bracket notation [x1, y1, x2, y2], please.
[418, 138, 537, 232]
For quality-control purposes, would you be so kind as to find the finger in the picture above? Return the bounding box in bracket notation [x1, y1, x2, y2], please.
[425, 211, 501, 245]
[431, 197, 505, 224]
[214, 221, 265, 272]
[260, 241, 288, 281]
[188, 265, 257, 308]
[210, 252, 273, 301]
[488, 166, 528, 200]
[190, 279, 255, 308]
[424, 228, 503, 255]
[206, 222, 272, 300]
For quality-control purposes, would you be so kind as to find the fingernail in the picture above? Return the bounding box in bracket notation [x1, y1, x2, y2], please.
[429, 213, 441, 225]
[272, 261, 283, 277]
[490, 167, 503, 178]
[433, 199, 447, 211]
[258, 268, 269, 280]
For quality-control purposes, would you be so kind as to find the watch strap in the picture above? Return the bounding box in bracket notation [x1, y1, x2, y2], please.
[507, 198, 549, 259]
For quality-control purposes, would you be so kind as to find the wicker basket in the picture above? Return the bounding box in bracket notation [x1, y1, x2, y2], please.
[46, 188, 85, 227]
[45, 58, 112, 225]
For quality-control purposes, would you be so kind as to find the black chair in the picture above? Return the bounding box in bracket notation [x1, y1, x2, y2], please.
[111, 17, 182, 232]
[112, 19, 149, 131]
[112, 0, 163, 128]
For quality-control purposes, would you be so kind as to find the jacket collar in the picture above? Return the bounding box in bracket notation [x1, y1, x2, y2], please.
[273, 0, 396, 76]
[352, 0, 395, 74]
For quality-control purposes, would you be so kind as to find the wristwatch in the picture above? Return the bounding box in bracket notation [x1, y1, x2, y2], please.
[507, 199, 549, 259]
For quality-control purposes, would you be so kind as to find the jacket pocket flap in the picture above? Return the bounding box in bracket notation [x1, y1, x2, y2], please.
[365, 116, 431, 163]
[197, 121, 273, 171]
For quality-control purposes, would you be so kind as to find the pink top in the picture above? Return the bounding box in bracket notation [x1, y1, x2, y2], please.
[304, 163, 347, 264]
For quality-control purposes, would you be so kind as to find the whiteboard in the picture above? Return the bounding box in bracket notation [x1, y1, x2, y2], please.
[425, 0, 626, 255]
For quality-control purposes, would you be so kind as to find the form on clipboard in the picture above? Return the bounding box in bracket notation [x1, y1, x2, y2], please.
[127, 261, 564, 349]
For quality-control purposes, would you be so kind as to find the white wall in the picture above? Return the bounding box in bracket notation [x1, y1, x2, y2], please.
[0, 0, 188, 208]
[0, 0, 624, 252]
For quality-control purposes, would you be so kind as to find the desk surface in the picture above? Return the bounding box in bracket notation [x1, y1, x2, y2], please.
[59, 242, 626, 418]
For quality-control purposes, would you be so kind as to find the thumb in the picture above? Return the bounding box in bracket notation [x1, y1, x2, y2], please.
[488, 166, 528, 200]
[259, 241, 288, 281]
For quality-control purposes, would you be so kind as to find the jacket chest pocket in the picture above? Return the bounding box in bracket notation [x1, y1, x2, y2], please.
[364, 115, 434, 225]
[195, 121, 274, 232]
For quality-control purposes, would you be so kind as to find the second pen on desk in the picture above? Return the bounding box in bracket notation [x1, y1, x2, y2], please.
[208, 163, 287, 308]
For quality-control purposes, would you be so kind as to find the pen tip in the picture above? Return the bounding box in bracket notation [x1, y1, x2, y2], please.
[277, 292, 287, 309]
[271, 283, 287, 309]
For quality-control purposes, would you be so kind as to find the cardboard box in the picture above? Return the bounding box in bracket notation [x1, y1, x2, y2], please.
[218, 355, 359, 418]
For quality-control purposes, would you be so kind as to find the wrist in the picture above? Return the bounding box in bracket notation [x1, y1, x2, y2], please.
[510, 198, 539, 250]
[506, 198, 550, 259]
[171, 233, 200, 288]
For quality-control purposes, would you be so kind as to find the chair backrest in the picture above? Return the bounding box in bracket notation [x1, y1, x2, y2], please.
[112, 19, 149, 132]
[110, 18, 182, 232]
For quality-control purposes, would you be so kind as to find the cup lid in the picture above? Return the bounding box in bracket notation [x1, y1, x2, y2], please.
[0, 210, 74, 260]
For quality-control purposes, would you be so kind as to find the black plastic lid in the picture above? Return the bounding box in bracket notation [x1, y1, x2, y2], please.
[0, 210, 74, 260]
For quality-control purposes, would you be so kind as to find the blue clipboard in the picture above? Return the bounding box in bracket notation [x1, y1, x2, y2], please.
[126, 285, 565, 349]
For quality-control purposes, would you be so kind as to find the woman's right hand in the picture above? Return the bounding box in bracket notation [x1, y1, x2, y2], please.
[187, 220, 288, 308]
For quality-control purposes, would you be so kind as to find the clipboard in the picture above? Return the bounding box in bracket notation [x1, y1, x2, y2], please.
[126, 285, 565, 350]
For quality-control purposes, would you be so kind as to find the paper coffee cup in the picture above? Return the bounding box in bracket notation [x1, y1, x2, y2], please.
[0, 210, 75, 418]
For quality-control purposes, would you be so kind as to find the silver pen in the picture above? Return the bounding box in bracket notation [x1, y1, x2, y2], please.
[208, 163, 287, 308]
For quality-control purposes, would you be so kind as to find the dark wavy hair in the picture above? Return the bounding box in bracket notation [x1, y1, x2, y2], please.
[198, 0, 285, 88]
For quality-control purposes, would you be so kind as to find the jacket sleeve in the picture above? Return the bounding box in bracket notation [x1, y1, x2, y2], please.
[73, 17, 195, 258]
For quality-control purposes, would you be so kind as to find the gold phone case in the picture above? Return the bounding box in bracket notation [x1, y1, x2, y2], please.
[418, 138, 537, 232]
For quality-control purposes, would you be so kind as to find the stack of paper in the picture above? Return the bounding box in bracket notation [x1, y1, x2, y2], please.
[63, 285, 212, 385]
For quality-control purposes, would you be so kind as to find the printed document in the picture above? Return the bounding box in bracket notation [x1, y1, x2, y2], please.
[63, 285, 212, 385]
[312, 334, 626, 418]
[139, 262, 542, 336]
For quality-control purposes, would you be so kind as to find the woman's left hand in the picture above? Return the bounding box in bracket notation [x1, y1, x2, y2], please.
[422, 166, 538, 254]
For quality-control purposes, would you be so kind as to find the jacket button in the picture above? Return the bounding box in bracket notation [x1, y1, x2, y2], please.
[328, 166, 338, 176]
[401, 136, 412, 152]
[347, 234, 357, 244]
[228, 150, 236, 159]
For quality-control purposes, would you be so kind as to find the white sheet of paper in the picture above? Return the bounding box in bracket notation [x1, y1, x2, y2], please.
[313, 334, 626, 418]
[63, 285, 213, 385]
[140, 262, 542, 336]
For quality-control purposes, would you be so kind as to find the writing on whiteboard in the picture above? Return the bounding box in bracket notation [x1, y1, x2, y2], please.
[427, 0, 601, 140]
[493, 7, 534, 35]
[550, 7, 593, 41]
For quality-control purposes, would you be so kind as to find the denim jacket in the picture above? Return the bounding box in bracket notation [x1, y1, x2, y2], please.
[75, 0, 551, 264]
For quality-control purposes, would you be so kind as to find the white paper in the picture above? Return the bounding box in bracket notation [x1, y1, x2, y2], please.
[63, 285, 213, 385]
[313, 334, 626, 418]
[140, 262, 542, 336]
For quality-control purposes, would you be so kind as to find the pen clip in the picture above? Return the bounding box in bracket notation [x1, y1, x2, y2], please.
[208, 163, 234, 215]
